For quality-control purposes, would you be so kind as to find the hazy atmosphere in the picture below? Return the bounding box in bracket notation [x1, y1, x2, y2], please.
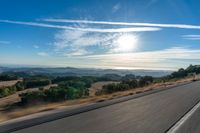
[0, 0, 200, 70]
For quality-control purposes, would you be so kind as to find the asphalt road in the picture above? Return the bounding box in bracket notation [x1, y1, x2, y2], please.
[8, 81, 200, 133]
[174, 100, 200, 133]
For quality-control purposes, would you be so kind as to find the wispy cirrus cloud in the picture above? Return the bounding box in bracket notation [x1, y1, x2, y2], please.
[33, 45, 39, 49]
[0, 19, 159, 57]
[78, 47, 200, 70]
[36, 47, 199, 70]
[0, 41, 10, 44]
[0, 19, 160, 33]
[43, 18, 200, 30]
[63, 49, 89, 56]
[182, 35, 200, 40]
[112, 3, 121, 12]
[54, 29, 120, 56]
[85, 47, 200, 60]
[2, 18, 200, 70]
[37, 52, 48, 56]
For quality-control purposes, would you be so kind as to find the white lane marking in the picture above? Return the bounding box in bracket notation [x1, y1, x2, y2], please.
[167, 101, 200, 133]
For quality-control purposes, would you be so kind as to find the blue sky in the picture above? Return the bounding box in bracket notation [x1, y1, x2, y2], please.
[0, 0, 200, 70]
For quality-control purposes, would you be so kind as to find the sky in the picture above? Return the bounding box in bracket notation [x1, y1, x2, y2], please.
[0, 0, 200, 70]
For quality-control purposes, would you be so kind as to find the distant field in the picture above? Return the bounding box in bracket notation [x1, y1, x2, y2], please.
[0, 84, 57, 107]
[0, 80, 119, 106]
[0, 80, 22, 88]
[89, 81, 119, 96]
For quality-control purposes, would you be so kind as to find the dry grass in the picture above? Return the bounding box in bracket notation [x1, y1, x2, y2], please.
[0, 80, 22, 88]
[0, 84, 58, 107]
[0, 93, 21, 107]
[89, 81, 119, 96]
[0, 77, 196, 123]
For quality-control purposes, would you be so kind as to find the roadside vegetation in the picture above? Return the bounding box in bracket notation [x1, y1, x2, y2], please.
[0, 64, 199, 122]
[96, 65, 200, 95]
[96, 76, 153, 95]
[0, 64, 199, 106]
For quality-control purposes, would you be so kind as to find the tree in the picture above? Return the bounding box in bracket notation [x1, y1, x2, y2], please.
[15, 81, 24, 91]
[138, 76, 153, 87]
[171, 68, 187, 78]
[122, 79, 138, 88]
[0, 74, 18, 81]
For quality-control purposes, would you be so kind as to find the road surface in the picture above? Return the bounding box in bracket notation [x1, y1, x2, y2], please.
[5, 81, 200, 133]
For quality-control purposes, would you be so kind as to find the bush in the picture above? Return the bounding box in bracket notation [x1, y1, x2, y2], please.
[99, 76, 154, 95]
[15, 81, 25, 91]
[102, 83, 130, 94]
[19, 84, 89, 105]
[138, 76, 153, 87]
[122, 79, 138, 88]
[20, 91, 46, 104]
[0, 86, 17, 98]
[44, 87, 68, 102]
[24, 79, 51, 88]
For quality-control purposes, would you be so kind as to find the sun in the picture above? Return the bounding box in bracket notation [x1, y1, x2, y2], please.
[115, 34, 138, 52]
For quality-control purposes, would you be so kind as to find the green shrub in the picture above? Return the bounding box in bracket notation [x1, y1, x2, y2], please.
[102, 83, 130, 94]
[19, 84, 89, 105]
[0, 86, 17, 98]
[24, 79, 51, 88]
[20, 91, 46, 104]
[138, 76, 153, 87]
[15, 81, 25, 91]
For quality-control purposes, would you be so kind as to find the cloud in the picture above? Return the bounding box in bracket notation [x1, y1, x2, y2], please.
[77, 47, 200, 70]
[85, 47, 200, 60]
[2, 19, 200, 70]
[0, 19, 158, 56]
[43, 19, 200, 30]
[112, 3, 121, 12]
[54, 29, 120, 55]
[25, 47, 198, 70]
[3, 46, 199, 70]
[0, 19, 160, 33]
[0, 41, 10, 44]
[64, 49, 89, 56]
[37, 52, 48, 56]
[145, 0, 159, 8]
[33, 45, 39, 49]
[54, 29, 141, 56]
[182, 35, 200, 40]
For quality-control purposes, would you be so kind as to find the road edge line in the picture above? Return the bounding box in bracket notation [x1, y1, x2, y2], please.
[166, 99, 200, 133]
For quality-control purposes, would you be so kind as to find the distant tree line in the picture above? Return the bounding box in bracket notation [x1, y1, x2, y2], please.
[97, 76, 153, 95]
[158, 65, 200, 82]
[0, 74, 18, 81]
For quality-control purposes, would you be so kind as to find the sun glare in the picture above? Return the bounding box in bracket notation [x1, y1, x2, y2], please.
[116, 34, 138, 52]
